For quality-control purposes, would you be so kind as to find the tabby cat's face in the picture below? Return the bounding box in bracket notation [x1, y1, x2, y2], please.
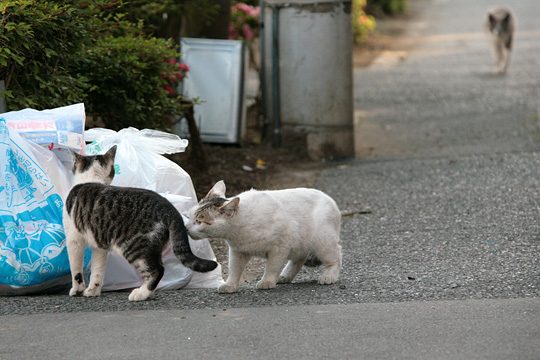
[72, 145, 117, 185]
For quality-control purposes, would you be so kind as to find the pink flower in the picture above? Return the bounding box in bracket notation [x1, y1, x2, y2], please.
[235, 3, 253, 14]
[166, 58, 177, 65]
[249, 7, 260, 18]
[163, 84, 175, 96]
[178, 63, 190, 72]
[233, 3, 260, 18]
[242, 24, 254, 41]
[229, 24, 239, 39]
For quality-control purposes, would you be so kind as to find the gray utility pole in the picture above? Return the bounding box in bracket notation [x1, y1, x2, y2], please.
[262, 0, 354, 160]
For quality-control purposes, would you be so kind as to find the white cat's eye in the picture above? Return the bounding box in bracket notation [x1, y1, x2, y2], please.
[195, 218, 211, 225]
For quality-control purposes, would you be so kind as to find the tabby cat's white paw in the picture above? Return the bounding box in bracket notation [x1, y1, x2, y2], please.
[128, 287, 152, 301]
[69, 284, 85, 296]
[83, 286, 101, 297]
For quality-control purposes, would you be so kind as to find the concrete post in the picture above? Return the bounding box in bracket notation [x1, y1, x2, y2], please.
[263, 0, 354, 159]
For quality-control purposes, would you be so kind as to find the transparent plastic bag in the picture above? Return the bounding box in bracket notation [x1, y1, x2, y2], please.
[85, 127, 223, 290]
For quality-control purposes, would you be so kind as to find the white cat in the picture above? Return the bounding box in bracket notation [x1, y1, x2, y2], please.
[186, 181, 342, 293]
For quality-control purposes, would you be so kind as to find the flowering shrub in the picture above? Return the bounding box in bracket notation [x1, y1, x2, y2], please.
[0, 0, 91, 109]
[353, 0, 376, 44]
[229, 2, 260, 43]
[163, 58, 189, 97]
[80, 35, 185, 130]
[1, 0, 188, 131]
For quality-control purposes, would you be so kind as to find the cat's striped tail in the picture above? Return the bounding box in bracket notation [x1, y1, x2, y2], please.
[170, 220, 218, 273]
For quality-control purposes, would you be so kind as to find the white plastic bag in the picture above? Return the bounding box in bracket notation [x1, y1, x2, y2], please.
[85, 127, 223, 290]
[0, 118, 89, 295]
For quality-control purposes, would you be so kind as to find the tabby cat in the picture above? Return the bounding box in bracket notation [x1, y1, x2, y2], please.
[63, 146, 217, 301]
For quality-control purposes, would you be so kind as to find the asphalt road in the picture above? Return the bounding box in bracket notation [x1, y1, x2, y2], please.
[1, 298, 539, 360]
[1, 0, 539, 359]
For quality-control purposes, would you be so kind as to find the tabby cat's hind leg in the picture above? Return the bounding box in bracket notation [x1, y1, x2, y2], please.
[128, 254, 164, 302]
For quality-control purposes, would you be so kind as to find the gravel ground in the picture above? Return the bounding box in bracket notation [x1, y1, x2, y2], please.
[2, 151, 538, 316]
[1, 0, 539, 316]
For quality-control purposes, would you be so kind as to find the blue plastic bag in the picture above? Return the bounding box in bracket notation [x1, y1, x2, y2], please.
[0, 118, 80, 295]
[1, 103, 85, 164]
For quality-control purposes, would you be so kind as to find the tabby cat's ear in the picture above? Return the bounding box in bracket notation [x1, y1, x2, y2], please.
[103, 145, 117, 162]
[219, 197, 239, 217]
[72, 151, 84, 161]
[204, 180, 226, 200]
[71, 151, 84, 173]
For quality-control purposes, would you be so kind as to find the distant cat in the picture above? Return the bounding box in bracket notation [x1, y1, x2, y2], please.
[486, 7, 515, 74]
[186, 181, 342, 293]
[63, 146, 217, 301]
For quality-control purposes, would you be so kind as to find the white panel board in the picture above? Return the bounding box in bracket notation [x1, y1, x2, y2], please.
[178, 38, 245, 144]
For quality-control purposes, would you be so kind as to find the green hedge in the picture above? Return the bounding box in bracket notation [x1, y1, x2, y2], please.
[0, 1, 91, 109]
[0, 0, 185, 130]
[81, 35, 181, 130]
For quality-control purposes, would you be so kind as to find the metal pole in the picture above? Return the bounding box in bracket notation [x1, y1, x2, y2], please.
[271, 6, 282, 148]
[259, 0, 267, 137]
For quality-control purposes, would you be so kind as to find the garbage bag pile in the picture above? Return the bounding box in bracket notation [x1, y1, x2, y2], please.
[0, 104, 223, 295]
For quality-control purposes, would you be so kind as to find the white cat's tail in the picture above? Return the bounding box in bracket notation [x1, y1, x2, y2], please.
[170, 220, 218, 273]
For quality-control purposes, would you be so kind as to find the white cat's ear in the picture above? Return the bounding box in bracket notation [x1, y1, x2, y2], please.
[204, 180, 226, 200]
[219, 197, 239, 216]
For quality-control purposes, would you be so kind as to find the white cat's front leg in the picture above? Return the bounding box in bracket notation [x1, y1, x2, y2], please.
[66, 235, 86, 296]
[83, 248, 108, 297]
[218, 249, 250, 294]
[257, 252, 288, 290]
